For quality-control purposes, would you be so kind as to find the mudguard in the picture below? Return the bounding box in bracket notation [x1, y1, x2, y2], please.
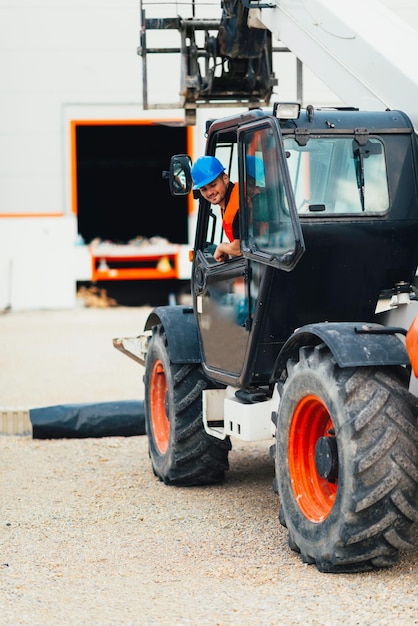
[144, 305, 201, 364]
[275, 321, 409, 376]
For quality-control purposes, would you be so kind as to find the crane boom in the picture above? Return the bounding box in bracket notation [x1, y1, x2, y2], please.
[247, 0, 418, 131]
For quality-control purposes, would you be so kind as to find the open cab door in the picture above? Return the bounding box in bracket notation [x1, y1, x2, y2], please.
[174, 107, 305, 386]
[237, 105, 305, 272]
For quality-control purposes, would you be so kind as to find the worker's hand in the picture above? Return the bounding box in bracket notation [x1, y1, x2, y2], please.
[214, 239, 241, 262]
[214, 247, 230, 262]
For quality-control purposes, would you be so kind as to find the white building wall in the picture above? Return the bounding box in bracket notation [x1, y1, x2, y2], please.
[1, 1, 142, 215]
[0, 1, 145, 310]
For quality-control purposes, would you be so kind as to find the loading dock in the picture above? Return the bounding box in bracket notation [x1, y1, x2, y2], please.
[71, 118, 194, 298]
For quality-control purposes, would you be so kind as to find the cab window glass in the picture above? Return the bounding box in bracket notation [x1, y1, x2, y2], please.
[284, 136, 389, 214]
[243, 128, 297, 259]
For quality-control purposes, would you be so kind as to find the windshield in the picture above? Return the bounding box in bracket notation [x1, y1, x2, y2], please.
[284, 136, 389, 215]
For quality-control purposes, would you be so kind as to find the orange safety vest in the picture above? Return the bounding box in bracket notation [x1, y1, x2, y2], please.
[222, 184, 239, 242]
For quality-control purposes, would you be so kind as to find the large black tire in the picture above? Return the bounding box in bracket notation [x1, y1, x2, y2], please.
[272, 342, 418, 573]
[144, 324, 231, 486]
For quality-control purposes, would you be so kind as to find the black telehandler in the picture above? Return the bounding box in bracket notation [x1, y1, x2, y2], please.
[114, 102, 418, 573]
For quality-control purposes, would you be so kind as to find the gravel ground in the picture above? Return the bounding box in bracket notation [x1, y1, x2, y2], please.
[1, 306, 418, 625]
[0, 306, 152, 411]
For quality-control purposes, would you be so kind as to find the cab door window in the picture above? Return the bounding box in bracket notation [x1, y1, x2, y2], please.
[239, 122, 305, 271]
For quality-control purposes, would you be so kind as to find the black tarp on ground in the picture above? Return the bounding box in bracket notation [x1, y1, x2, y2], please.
[30, 400, 146, 439]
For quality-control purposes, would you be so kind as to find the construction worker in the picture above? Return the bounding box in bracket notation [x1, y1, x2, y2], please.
[191, 156, 241, 262]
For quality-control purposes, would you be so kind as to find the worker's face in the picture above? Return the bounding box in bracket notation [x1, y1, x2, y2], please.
[198, 173, 229, 205]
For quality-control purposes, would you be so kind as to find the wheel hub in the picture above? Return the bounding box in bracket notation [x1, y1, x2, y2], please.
[315, 435, 338, 482]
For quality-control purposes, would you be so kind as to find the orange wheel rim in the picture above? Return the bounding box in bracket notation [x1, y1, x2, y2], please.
[288, 394, 337, 522]
[150, 359, 170, 454]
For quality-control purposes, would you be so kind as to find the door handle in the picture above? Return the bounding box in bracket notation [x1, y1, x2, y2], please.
[194, 266, 206, 292]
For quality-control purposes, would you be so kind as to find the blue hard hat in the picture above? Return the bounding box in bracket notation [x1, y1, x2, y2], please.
[246, 155, 265, 187]
[191, 156, 225, 190]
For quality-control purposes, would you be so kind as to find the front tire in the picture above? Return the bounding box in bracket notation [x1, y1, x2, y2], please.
[144, 324, 231, 486]
[273, 343, 418, 573]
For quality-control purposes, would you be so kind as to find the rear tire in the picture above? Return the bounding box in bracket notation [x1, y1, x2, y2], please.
[274, 343, 418, 573]
[144, 324, 231, 486]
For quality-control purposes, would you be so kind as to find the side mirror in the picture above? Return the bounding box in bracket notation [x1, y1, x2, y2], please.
[168, 154, 193, 195]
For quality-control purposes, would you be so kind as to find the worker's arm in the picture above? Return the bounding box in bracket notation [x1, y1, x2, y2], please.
[214, 238, 242, 262]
